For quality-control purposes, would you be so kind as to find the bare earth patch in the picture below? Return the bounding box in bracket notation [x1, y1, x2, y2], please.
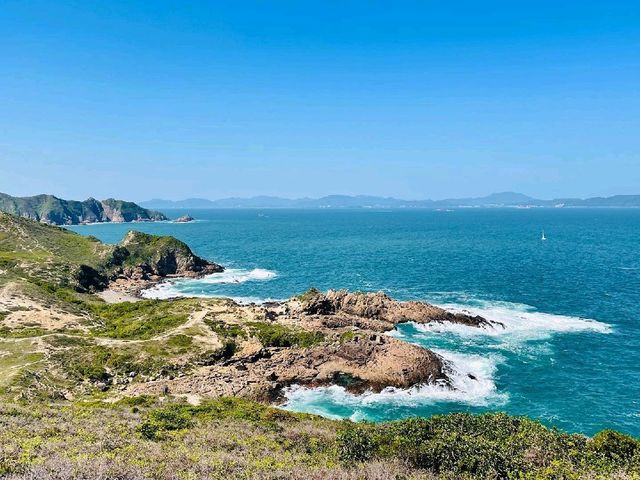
[96, 288, 140, 304]
[0, 282, 85, 332]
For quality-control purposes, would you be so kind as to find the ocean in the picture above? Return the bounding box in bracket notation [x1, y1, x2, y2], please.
[67, 208, 640, 436]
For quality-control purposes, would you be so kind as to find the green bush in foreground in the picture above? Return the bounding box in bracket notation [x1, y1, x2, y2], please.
[0, 396, 638, 479]
[336, 412, 640, 478]
[138, 397, 299, 440]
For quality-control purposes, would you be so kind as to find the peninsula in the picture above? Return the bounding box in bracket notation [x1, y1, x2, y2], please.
[0, 192, 167, 225]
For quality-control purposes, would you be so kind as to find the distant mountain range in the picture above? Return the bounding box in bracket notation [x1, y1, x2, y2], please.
[0, 192, 167, 225]
[140, 192, 640, 210]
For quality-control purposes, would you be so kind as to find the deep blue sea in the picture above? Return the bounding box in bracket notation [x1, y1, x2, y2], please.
[68, 208, 640, 437]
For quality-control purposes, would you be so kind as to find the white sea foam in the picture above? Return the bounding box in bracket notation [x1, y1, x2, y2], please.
[281, 349, 507, 420]
[281, 298, 611, 419]
[140, 268, 277, 299]
[197, 268, 277, 284]
[405, 300, 612, 340]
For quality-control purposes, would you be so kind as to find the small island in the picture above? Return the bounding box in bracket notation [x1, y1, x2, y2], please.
[174, 214, 195, 223]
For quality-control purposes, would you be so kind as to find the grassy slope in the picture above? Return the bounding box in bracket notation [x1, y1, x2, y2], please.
[0, 213, 215, 391]
[0, 212, 109, 279]
[0, 213, 638, 479]
[1, 397, 639, 479]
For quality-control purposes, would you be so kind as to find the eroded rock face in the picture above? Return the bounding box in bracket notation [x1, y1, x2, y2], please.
[119, 231, 224, 277]
[292, 289, 502, 331]
[126, 333, 447, 401]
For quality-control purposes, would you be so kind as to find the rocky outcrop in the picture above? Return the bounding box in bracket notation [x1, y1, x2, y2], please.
[0, 192, 167, 225]
[119, 231, 223, 276]
[127, 332, 447, 402]
[100, 231, 224, 293]
[289, 289, 502, 332]
[124, 290, 503, 402]
[175, 215, 195, 223]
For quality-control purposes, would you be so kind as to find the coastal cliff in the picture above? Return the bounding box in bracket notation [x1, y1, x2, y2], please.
[0, 192, 167, 225]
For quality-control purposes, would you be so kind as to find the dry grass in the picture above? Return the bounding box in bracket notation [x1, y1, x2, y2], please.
[0, 399, 434, 480]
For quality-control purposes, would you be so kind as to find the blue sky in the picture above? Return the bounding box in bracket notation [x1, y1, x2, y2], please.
[1, 1, 639, 201]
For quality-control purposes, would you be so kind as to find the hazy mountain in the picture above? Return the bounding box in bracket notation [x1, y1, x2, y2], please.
[0, 192, 167, 225]
[140, 192, 640, 210]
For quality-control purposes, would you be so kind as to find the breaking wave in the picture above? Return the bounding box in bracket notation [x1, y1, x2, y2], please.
[412, 299, 611, 339]
[282, 297, 611, 420]
[281, 349, 507, 421]
[197, 268, 277, 284]
[140, 268, 277, 299]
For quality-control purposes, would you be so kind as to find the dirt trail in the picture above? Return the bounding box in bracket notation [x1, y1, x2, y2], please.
[93, 307, 221, 349]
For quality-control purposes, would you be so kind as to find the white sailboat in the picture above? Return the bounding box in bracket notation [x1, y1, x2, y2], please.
[541, 230, 546, 241]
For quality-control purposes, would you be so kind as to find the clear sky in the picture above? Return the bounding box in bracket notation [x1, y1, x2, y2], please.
[1, 1, 639, 201]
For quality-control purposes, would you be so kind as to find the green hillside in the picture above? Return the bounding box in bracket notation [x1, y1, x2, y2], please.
[0, 192, 167, 225]
[0, 212, 220, 291]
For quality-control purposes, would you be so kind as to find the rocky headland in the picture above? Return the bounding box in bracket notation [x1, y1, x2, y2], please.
[106, 230, 223, 294]
[0, 192, 167, 225]
[124, 290, 501, 402]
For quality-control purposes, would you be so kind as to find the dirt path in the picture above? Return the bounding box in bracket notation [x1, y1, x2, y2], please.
[93, 307, 221, 349]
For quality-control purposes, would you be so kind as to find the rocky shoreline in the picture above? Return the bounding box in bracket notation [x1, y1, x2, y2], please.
[122, 288, 502, 403]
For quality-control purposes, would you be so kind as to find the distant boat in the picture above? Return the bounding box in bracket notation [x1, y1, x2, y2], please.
[541, 230, 547, 241]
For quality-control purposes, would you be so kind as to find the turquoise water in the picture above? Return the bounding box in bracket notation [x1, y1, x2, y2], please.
[67, 208, 640, 436]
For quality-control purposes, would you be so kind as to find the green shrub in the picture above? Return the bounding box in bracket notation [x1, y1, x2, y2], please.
[248, 321, 324, 348]
[295, 288, 321, 302]
[334, 413, 629, 478]
[339, 330, 356, 343]
[138, 398, 300, 441]
[589, 429, 639, 466]
[0, 326, 49, 338]
[166, 334, 193, 348]
[89, 300, 189, 339]
[54, 345, 147, 383]
[138, 404, 194, 440]
[44, 335, 94, 348]
[204, 317, 246, 340]
[336, 424, 378, 461]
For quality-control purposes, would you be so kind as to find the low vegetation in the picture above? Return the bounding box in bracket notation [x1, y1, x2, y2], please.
[0, 397, 638, 479]
[88, 299, 192, 339]
[337, 413, 640, 478]
[247, 321, 325, 348]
